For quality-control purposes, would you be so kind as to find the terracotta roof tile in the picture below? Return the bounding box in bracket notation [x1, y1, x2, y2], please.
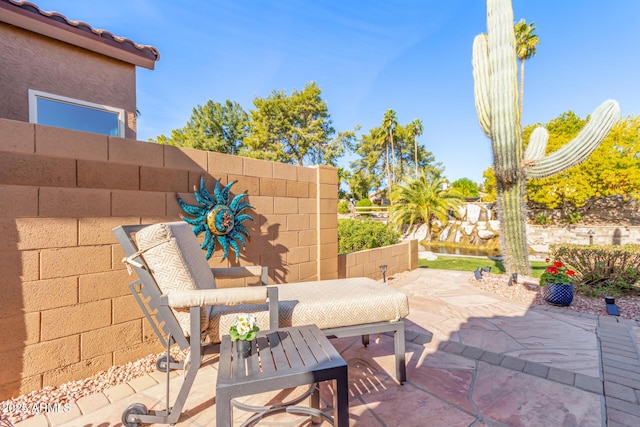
[1, 0, 160, 67]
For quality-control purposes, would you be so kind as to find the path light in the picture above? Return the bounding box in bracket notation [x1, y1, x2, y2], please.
[605, 296, 620, 317]
[508, 273, 518, 287]
[483, 266, 492, 273]
[379, 264, 388, 283]
[474, 267, 483, 280]
[587, 229, 595, 245]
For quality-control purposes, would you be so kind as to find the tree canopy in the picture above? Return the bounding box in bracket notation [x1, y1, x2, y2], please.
[152, 100, 249, 154]
[481, 111, 640, 209]
[451, 178, 480, 198]
[351, 112, 442, 191]
[243, 81, 354, 166]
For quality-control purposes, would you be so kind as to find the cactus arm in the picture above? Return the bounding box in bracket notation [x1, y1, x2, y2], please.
[523, 127, 549, 161]
[472, 34, 492, 139]
[526, 100, 619, 178]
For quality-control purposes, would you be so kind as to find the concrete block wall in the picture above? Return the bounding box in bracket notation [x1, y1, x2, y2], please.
[338, 239, 418, 280]
[0, 118, 339, 399]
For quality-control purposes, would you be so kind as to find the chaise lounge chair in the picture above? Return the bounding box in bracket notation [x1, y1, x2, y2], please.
[114, 221, 409, 426]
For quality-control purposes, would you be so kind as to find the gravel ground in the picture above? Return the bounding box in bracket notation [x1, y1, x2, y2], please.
[2, 275, 640, 425]
[470, 273, 640, 322]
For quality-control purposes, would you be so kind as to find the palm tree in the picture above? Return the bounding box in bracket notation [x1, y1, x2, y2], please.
[408, 119, 424, 178]
[382, 110, 398, 185]
[515, 19, 539, 122]
[388, 173, 463, 241]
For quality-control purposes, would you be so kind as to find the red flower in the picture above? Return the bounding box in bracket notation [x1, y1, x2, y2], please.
[547, 266, 559, 274]
[567, 270, 575, 276]
[545, 258, 550, 262]
[553, 261, 563, 268]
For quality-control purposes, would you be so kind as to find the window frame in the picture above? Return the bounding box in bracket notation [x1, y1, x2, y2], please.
[28, 89, 125, 137]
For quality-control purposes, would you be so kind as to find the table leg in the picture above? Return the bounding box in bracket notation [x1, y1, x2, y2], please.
[216, 390, 232, 427]
[310, 383, 320, 424]
[335, 368, 349, 426]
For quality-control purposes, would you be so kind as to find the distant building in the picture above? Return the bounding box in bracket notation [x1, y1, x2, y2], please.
[0, 0, 159, 139]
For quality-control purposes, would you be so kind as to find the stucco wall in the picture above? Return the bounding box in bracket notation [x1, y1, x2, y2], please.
[338, 240, 418, 280]
[0, 118, 339, 399]
[0, 23, 137, 139]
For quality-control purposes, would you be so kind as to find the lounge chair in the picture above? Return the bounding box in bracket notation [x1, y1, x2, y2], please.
[114, 221, 409, 426]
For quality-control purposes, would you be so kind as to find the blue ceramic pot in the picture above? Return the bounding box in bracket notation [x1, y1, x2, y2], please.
[541, 283, 574, 306]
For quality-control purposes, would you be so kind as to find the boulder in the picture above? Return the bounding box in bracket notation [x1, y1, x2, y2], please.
[466, 204, 482, 223]
[478, 229, 495, 239]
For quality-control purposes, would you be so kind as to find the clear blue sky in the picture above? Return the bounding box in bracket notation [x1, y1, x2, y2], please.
[34, 1, 640, 183]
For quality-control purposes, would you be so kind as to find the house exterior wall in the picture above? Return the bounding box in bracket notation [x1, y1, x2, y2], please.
[0, 118, 348, 399]
[0, 23, 137, 139]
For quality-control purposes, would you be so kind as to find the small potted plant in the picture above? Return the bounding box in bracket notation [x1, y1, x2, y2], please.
[539, 258, 577, 306]
[229, 313, 259, 358]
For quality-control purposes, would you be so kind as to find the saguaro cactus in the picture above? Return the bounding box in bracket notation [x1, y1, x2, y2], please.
[472, 0, 619, 275]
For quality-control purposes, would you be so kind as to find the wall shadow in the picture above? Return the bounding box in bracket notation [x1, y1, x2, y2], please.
[613, 228, 622, 245]
[0, 220, 26, 419]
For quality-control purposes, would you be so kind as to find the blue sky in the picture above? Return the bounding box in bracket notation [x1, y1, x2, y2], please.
[34, 1, 640, 183]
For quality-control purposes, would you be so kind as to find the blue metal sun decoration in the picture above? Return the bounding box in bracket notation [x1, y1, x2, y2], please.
[176, 177, 254, 260]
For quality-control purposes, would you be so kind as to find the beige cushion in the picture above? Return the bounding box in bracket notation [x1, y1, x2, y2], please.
[208, 278, 410, 343]
[135, 222, 216, 336]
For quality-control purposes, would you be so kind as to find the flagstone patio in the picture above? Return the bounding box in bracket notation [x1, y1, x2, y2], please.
[13, 268, 640, 426]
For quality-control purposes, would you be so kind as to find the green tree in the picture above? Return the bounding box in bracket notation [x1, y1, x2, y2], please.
[526, 112, 640, 210]
[452, 178, 480, 198]
[408, 119, 424, 177]
[382, 109, 397, 187]
[481, 167, 497, 202]
[244, 82, 350, 166]
[352, 115, 441, 192]
[515, 19, 539, 121]
[152, 100, 249, 154]
[388, 173, 463, 241]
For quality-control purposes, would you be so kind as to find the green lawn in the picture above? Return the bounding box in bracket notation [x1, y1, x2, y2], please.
[418, 256, 546, 278]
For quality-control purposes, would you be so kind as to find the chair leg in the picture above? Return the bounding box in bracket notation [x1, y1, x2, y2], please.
[394, 323, 406, 384]
[361, 334, 369, 347]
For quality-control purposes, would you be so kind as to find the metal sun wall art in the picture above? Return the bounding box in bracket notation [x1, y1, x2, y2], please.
[177, 177, 254, 260]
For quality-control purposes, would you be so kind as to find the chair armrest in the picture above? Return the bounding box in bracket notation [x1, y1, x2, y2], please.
[211, 266, 269, 286]
[161, 287, 269, 308]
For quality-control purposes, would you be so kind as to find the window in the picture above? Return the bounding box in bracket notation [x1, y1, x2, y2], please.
[28, 90, 125, 137]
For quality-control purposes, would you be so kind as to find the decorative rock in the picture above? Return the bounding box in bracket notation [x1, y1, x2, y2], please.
[418, 251, 438, 260]
[478, 229, 495, 239]
[463, 225, 475, 235]
[488, 220, 500, 231]
[454, 230, 463, 243]
[466, 204, 482, 223]
[439, 225, 452, 241]
[411, 224, 428, 242]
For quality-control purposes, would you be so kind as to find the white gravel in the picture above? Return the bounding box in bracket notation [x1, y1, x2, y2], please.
[2, 273, 639, 426]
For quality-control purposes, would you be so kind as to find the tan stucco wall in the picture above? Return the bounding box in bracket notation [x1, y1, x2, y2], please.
[338, 239, 418, 280]
[0, 118, 339, 399]
[0, 23, 137, 138]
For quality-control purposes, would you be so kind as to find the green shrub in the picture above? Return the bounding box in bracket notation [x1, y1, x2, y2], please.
[534, 213, 549, 225]
[552, 244, 640, 297]
[338, 219, 400, 254]
[355, 198, 373, 216]
[337, 200, 350, 215]
[563, 211, 583, 224]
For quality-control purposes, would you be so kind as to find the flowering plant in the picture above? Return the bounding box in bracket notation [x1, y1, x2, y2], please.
[229, 313, 259, 341]
[539, 258, 577, 286]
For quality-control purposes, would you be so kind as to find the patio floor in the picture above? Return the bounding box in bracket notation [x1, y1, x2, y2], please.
[15, 268, 640, 426]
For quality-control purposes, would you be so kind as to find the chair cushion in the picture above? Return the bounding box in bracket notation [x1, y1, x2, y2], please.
[207, 277, 410, 343]
[135, 222, 216, 336]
